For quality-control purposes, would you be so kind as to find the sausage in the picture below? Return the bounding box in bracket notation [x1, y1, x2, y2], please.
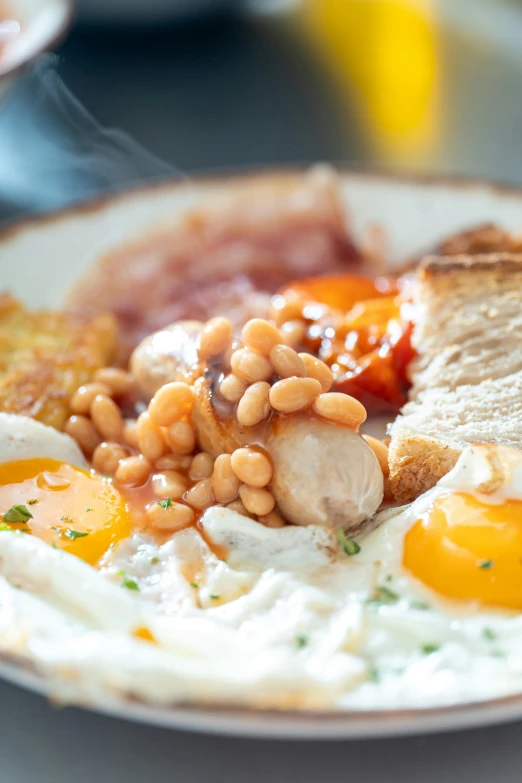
[267, 417, 384, 531]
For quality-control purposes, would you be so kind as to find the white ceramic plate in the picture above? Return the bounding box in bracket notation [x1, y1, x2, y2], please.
[2, 168, 522, 739]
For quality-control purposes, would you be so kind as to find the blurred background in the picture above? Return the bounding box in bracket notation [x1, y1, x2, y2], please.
[2, 0, 522, 220]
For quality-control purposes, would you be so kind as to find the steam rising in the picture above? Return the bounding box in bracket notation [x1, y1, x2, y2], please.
[0, 55, 178, 217]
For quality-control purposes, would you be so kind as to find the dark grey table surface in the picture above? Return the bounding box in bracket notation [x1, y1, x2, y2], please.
[2, 677, 522, 783]
[2, 2, 522, 780]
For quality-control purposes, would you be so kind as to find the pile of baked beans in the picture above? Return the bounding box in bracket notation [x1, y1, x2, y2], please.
[64, 310, 390, 535]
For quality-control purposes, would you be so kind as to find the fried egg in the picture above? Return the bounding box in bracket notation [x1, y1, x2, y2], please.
[0, 414, 130, 565]
[1, 422, 522, 712]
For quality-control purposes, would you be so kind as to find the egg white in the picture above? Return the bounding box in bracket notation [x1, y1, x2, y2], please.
[0, 425, 522, 711]
[0, 413, 87, 468]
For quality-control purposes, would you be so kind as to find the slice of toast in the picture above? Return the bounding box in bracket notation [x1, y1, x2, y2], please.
[388, 252, 522, 503]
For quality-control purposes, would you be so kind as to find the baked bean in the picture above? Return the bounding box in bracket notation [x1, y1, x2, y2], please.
[226, 499, 254, 518]
[269, 377, 322, 413]
[92, 442, 129, 475]
[148, 382, 194, 427]
[94, 367, 134, 397]
[198, 317, 233, 359]
[269, 344, 306, 379]
[362, 434, 390, 477]
[268, 293, 304, 327]
[239, 484, 275, 516]
[90, 394, 124, 441]
[230, 348, 273, 384]
[115, 454, 152, 486]
[184, 478, 215, 510]
[211, 454, 240, 503]
[155, 454, 192, 471]
[313, 392, 367, 429]
[281, 320, 306, 348]
[70, 382, 112, 415]
[123, 418, 139, 449]
[298, 353, 333, 392]
[219, 373, 248, 403]
[146, 500, 195, 531]
[236, 381, 271, 427]
[241, 319, 281, 356]
[189, 452, 214, 481]
[165, 420, 196, 455]
[65, 415, 101, 457]
[151, 470, 187, 499]
[136, 412, 166, 461]
[258, 511, 286, 528]
[230, 448, 272, 488]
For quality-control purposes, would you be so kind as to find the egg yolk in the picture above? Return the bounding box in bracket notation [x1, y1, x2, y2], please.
[0, 458, 131, 565]
[403, 492, 522, 610]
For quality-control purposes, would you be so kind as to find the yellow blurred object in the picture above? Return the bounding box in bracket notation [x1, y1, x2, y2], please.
[299, 0, 440, 163]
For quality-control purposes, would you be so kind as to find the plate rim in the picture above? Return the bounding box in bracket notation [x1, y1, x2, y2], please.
[3, 164, 522, 246]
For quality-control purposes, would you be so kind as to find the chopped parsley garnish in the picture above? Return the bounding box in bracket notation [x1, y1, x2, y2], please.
[411, 600, 431, 611]
[150, 556, 160, 565]
[51, 526, 89, 540]
[120, 575, 139, 591]
[157, 497, 173, 509]
[385, 574, 393, 583]
[336, 527, 360, 556]
[478, 559, 494, 570]
[210, 594, 220, 600]
[483, 627, 496, 641]
[3, 505, 33, 524]
[296, 635, 309, 648]
[367, 586, 399, 607]
[190, 582, 198, 589]
[421, 643, 440, 655]
[28, 499, 38, 506]
[85, 508, 93, 513]
[368, 666, 381, 683]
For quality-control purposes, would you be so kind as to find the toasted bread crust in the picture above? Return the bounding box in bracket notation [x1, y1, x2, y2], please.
[420, 252, 522, 277]
[388, 435, 461, 504]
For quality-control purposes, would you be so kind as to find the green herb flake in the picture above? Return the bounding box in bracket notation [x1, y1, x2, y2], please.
[367, 586, 400, 607]
[483, 627, 496, 641]
[28, 499, 38, 506]
[296, 635, 309, 648]
[151, 556, 160, 565]
[51, 526, 88, 540]
[157, 497, 173, 510]
[421, 643, 440, 655]
[85, 508, 93, 513]
[210, 594, 220, 600]
[411, 600, 431, 610]
[63, 529, 89, 540]
[478, 559, 494, 570]
[368, 667, 381, 683]
[190, 582, 198, 589]
[0, 523, 10, 531]
[336, 527, 361, 556]
[3, 505, 33, 524]
[121, 576, 140, 591]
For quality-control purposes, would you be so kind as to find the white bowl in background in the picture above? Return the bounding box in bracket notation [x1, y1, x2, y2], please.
[0, 0, 71, 100]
